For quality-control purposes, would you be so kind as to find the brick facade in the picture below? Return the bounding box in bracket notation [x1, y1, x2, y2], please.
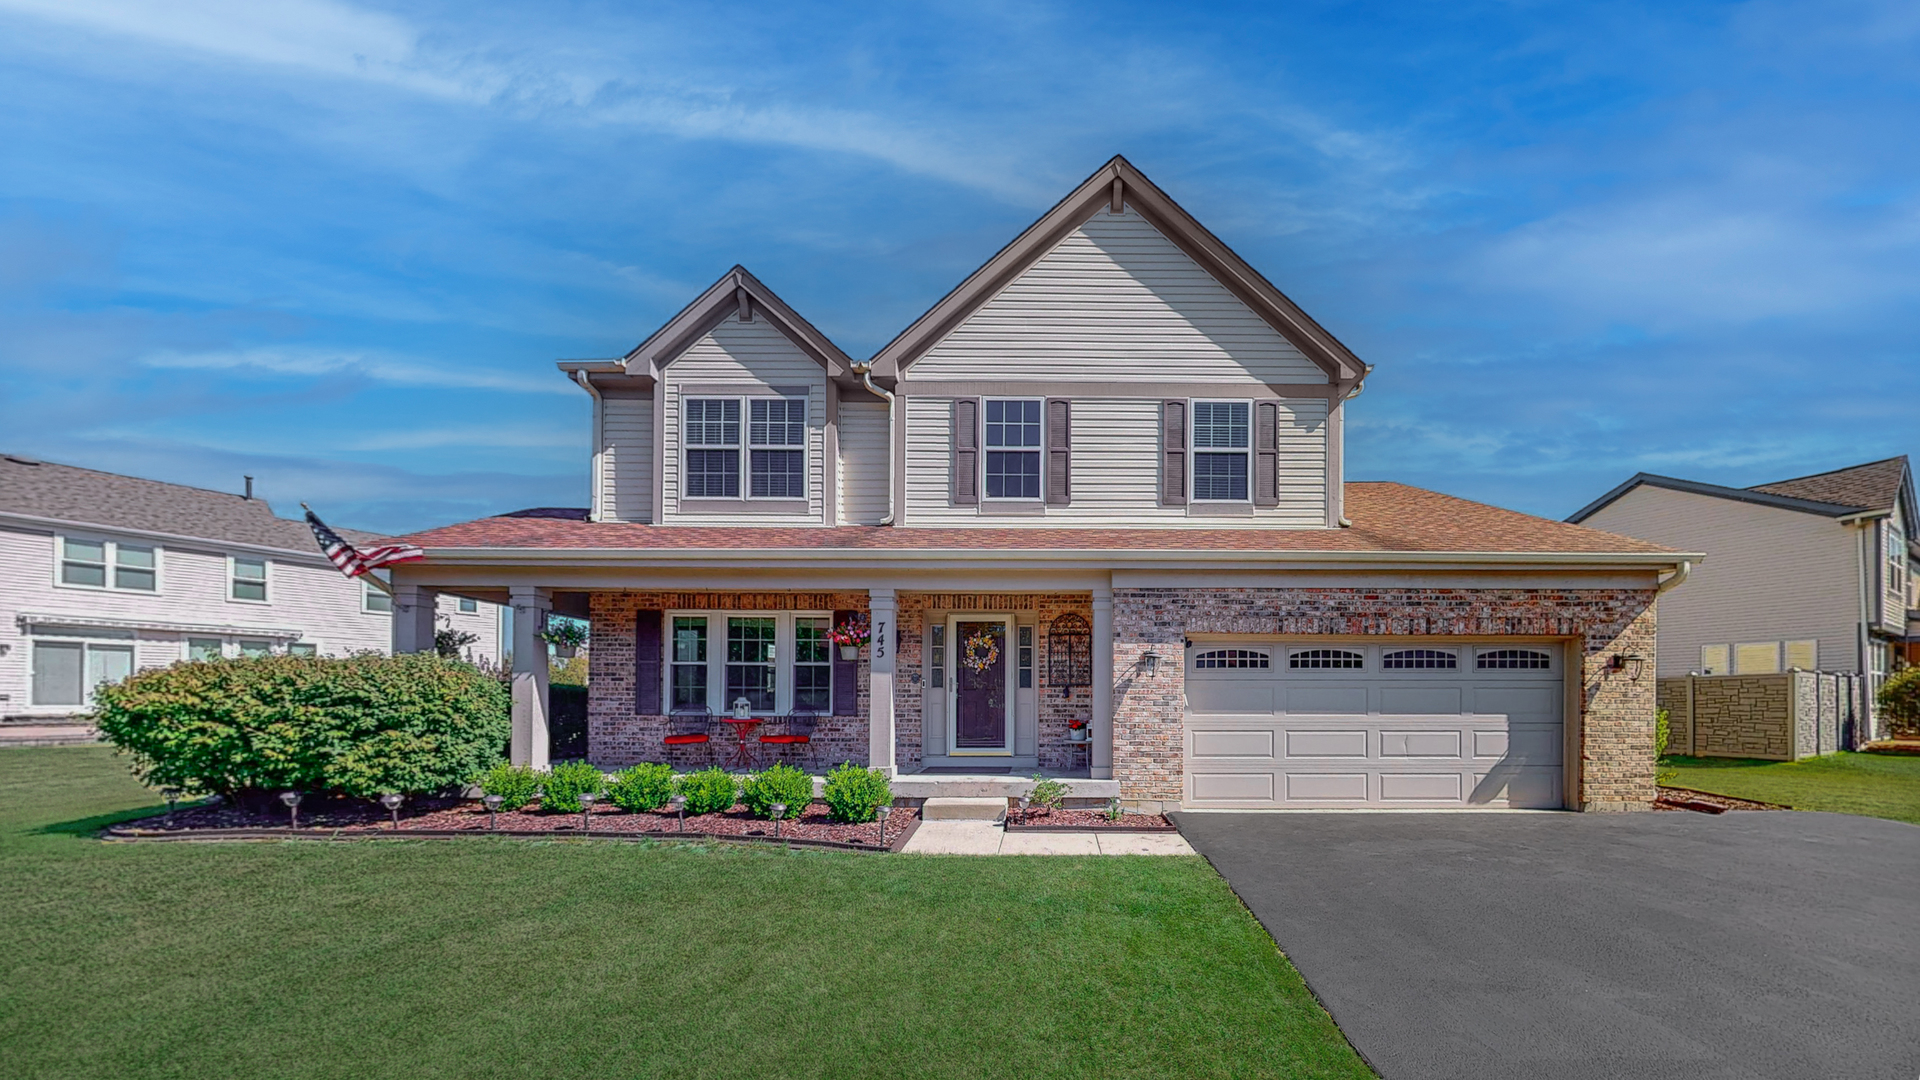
[1112, 586, 1660, 811]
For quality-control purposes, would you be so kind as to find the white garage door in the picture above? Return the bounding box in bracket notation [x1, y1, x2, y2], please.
[1184, 641, 1565, 809]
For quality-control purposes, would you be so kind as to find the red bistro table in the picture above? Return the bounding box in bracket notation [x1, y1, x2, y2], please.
[719, 717, 762, 769]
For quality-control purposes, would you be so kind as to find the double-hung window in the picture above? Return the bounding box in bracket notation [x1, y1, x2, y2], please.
[664, 612, 833, 715]
[1191, 401, 1251, 502]
[1887, 525, 1907, 603]
[58, 537, 158, 592]
[363, 578, 393, 614]
[684, 398, 741, 498]
[984, 398, 1042, 499]
[749, 398, 806, 498]
[230, 557, 268, 602]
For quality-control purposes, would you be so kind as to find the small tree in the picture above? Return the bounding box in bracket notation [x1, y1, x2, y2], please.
[1878, 668, 1920, 738]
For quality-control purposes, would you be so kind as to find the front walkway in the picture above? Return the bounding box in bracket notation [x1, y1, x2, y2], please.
[902, 820, 1194, 855]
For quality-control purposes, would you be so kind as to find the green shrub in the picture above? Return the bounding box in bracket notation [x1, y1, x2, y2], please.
[541, 760, 604, 814]
[1027, 774, 1068, 812]
[91, 652, 511, 799]
[1879, 668, 1920, 738]
[607, 762, 676, 812]
[676, 767, 739, 815]
[822, 762, 891, 823]
[741, 762, 814, 820]
[479, 762, 542, 811]
[1655, 708, 1671, 758]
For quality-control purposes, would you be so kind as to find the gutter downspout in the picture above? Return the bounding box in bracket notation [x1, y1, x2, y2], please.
[572, 370, 605, 523]
[1334, 367, 1371, 528]
[850, 361, 895, 526]
[1656, 559, 1692, 595]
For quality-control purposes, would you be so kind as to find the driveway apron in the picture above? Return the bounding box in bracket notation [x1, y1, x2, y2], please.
[1174, 810, 1920, 1080]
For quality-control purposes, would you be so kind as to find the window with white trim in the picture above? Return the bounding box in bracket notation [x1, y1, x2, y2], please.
[458, 596, 478, 613]
[230, 557, 268, 602]
[288, 642, 318, 657]
[665, 612, 833, 715]
[1383, 648, 1457, 670]
[363, 579, 393, 614]
[1194, 648, 1270, 669]
[984, 398, 1042, 499]
[1477, 648, 1552, 670]
[1191, 400, 1251, 501]
[685, 396, 811, 502]
[238, 640, 272, 658]
[57, 537, 158, 592]
[31, 632, 134, 706]
[749, 398, 806, 499]
[684, 398, 741, 498]
[1290, 648, 1363, 669]
[187, 637, 223, 662]
[1887, 524, 1907, 601]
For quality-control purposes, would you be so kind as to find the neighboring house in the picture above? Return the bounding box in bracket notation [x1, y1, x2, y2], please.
[381, 156, 1691, 812]
[0, 455, 504, 720]
[1569, 456, 1916, 714]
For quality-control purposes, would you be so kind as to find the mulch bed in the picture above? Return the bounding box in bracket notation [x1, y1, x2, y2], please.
[1862, 739, 1920, 756]
[105, 797, 919, 852]
[1655, 786, 1786, 814]
[1003, 808, 1176, 833]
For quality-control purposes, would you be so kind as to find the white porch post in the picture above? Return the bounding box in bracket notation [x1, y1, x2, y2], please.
[1091, 582, 1114, 780]
[867, 587, 897, 775]
[391, 583, 438, 654]
[510, 586, 553, 770]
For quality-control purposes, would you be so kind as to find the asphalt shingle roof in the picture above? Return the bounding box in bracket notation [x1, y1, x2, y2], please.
[0, 453, 380, 553]
[1747, 456, 1910, 513]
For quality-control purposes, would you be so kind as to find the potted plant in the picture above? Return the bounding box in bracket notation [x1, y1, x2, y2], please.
[827, 614, 870, 661]
[541, 618, 589, 659]
[1066, 718, 1090, 743]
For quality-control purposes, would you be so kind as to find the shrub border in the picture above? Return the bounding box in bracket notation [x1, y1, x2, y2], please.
[101, 815, 921, 853]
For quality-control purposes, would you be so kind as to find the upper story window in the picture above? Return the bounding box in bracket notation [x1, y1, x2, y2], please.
[363, 578, 393, 614]
[1191, 400, 1251, 502]
[230, 557, 268, 602]
[984, 398, 1042, 499]
[686, 396, 808, 501]
[58, 537, 158, 592]
[1887, 523, 1907, 600]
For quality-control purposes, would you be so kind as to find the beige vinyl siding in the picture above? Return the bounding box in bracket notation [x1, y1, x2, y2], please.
[599, 395, 653, 523]
[661, 317, 826, 526]
[837, 400, 889, 525]
[1581, 485, 1861, 676]
[1880, 511, 1906, 634]
[909, 207, 1327, 384]
[902, 395, 1326, 528]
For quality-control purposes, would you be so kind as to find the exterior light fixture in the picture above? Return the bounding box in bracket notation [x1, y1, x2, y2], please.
[671, 794, 687, 831]
[1108, 797, 1123, 821]
[1017, 794, 1030, 825]
[877, 803, 892, 842]
[578, 792, 598, 833]
[1140, 651, 1161, 677]
[482, 793, 504, 831]
[379, 792, 404, 830]
[771, 802, 787, 838]
[162, 787, 181, 825]
[1607, 655, 1648, 681]
[279, 790, 303, 830]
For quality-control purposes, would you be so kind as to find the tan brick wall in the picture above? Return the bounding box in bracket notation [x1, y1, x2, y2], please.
[1658, 671, 1854, 761]
[1655, 678, 1692, 754]
[1112, 586, 1660, 811]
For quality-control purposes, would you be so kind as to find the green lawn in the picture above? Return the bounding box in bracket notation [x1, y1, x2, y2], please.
[1660, 751, 1920, 824]
[0, 747, 1368, 1080]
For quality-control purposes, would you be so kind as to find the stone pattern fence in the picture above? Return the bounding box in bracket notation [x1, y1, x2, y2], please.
[1657, 672, 1867, 760]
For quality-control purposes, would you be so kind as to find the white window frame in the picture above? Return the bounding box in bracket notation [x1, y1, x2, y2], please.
[457, 596, 478, 614]
[52, 534, 163, 594]
[1189, 398, 1254, 503]
[237, 639, 274, 658]
[682, 395, 811, 503]
[362, 578, 393, 614]
[228, 555, 270, 604]
[29, 632, 136, 707]
[185, 637, 226, 662]
[287, 641, 320, 657]
[981, 397, 1044, 502]
[1886, 523, 1907, 602]
[661, 610, 832, 716]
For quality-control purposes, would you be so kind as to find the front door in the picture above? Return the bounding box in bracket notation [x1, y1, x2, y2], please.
[951, 618, 1011, 752]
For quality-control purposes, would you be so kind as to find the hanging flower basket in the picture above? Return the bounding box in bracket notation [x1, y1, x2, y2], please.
[828, 615, 870, 660]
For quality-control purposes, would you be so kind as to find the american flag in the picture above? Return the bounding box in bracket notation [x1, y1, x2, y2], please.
[302, 505, 424, 578]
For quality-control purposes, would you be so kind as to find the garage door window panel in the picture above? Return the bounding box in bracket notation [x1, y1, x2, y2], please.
[1476, 648, 1552, 670]
[1383, 648, 1456, 670]
[1290, 648, 1364, 670]
[1194, 648, 1269, 669]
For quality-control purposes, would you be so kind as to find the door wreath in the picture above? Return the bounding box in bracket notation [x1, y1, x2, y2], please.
[961, 629, 1002, 673]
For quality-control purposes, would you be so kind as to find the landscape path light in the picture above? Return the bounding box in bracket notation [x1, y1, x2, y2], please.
[1108, 796, 1123, 822]
[279, 790, 303, 830]
[671, 794, 687, 832]
[482, 793, 504, 831]
[578, 792, 598, 833]
[162, 787, 181, 825]
[380, 792, 405, 830]
[771, 802, 787, 838]
[877, 803, 893, 843]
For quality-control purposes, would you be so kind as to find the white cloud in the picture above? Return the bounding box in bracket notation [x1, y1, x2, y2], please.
[141, 346, 577, 395]
[344, 424, 581, 451]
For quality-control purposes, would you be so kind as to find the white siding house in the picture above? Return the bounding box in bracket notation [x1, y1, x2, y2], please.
[0, 455, 503, 720]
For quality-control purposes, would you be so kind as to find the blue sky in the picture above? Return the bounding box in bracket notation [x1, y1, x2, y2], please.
[1, 0, 1914, 535]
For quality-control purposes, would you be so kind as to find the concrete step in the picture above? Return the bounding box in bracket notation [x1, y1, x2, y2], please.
[921, 796, 1008, 822]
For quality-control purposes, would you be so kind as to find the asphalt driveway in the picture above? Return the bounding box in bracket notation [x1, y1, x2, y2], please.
[1174, 809, 1919, 1080]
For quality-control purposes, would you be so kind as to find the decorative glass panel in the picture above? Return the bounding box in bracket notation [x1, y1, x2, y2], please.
[1383, 648, 1457, 670]
[1018, 626, 1034, 689]
[1195, 648, 1269, 669]
[929, 624, 945, 689]
[1289, 648, 1363, 669]
[1046, 613, 1092, 692]
[1477, 648, 1551, 670]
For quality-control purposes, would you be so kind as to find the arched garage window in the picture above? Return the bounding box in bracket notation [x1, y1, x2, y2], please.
[1289, 648, 1363, 670]
[1477, 648, 1552, 670]
[1383, 648, 1456, 670]
[1194, 648, 1269, 669]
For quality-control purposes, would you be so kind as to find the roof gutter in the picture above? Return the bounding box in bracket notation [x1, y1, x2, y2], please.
[1655, 558, 1692, 594]
[849, 360, 896, 526]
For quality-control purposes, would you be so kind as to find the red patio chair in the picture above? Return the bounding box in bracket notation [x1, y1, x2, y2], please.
[758, 713, 818, 770]
[663, 709, 714, 766]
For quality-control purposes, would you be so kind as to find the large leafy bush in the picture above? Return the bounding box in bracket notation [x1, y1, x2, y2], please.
[676, 767, 739, 815]
[741, 762, 813, 820]
[92, 652, 510, 799]
[607, 763, 675, 812]
[541, 760, 604, 814]
[822, 762, 891, 823]
[1878, 668, 1920, 738]
[479, 762, 542, 811]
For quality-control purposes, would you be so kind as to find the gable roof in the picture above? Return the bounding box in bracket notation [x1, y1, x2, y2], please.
[865, 156, 1368, 389]
[562, 266, 853, 388]
[0, 453, 379, 554]
[1568, 457, 1916, 525]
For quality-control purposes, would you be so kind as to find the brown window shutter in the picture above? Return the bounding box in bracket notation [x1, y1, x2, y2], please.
[1045, 398, 1071, 506]
[1161, 400, 1187, 506]
[952, 398, 979, 506]
[831, 609, 859, 715]
[634, 609, 663, 715]
[1255, 401, 1279, 507]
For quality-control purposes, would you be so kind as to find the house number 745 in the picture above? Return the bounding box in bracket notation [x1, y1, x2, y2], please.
[873, 620, 888, 661]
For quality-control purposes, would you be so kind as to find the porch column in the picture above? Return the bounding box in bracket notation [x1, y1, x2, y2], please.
[868, 587, 897, 775]
[391, 583, 438, 654]
[510, 586, 552, 770]
[1091, 583, 1114, 780]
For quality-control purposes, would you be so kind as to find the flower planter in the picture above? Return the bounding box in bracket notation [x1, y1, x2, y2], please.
[1067, 726, 1090, 743]
[839, 644, 860, 661]
[554, 645, 577, 659]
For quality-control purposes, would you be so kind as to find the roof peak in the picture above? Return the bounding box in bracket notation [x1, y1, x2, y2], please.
[1748, 454, 1908, 491]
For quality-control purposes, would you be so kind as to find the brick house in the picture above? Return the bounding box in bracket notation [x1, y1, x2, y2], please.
[383, 157, 1691, 811]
